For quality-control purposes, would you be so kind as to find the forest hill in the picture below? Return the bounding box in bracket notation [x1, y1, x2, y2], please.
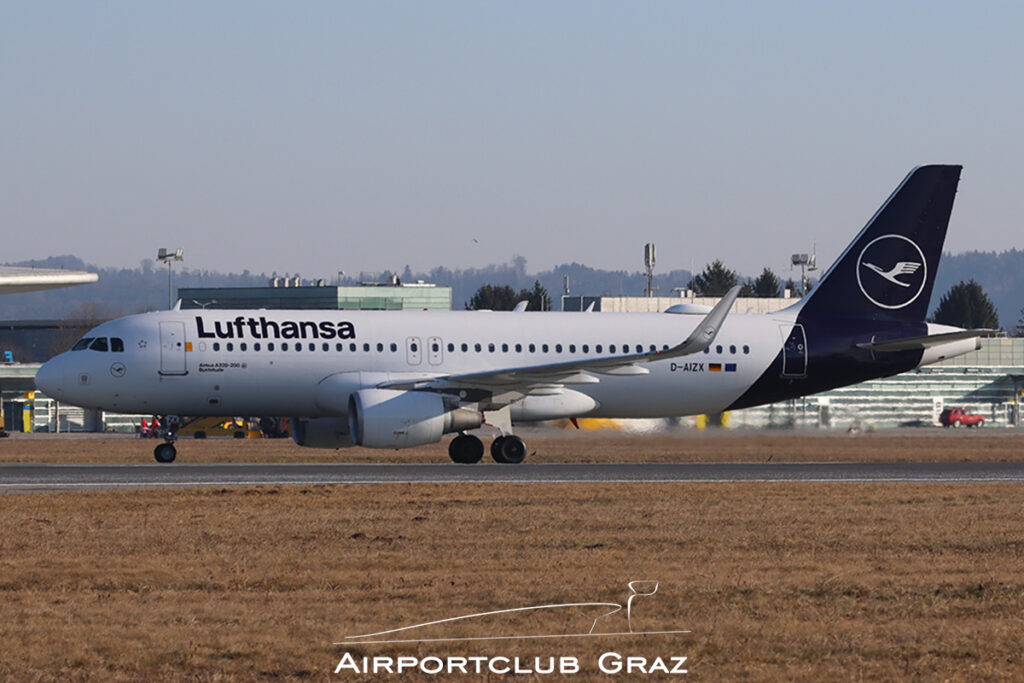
[195, 316, 356, 340]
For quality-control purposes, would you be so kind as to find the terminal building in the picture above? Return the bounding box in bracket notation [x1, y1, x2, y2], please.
[180, 279, 452, 311]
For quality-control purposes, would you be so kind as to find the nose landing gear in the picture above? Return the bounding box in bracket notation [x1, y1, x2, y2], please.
[153, 415, 181, 463]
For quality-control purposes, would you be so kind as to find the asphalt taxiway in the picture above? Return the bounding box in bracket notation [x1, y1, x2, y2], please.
[3, 462, 1024, 491]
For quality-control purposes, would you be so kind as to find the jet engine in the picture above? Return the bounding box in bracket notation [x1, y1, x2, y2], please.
[290, 417, 355, 449]
[348, 388, 482, 449]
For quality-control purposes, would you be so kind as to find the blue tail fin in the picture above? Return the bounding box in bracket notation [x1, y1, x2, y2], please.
[798, 165, 961, 322]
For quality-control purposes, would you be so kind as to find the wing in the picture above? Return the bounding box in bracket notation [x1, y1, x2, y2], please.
[379, 286, 741, 396]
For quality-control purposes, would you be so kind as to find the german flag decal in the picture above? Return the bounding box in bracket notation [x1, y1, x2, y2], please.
[709, 363, 722, 372]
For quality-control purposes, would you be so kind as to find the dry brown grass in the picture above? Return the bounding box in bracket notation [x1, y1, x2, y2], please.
[3, 482, 1024, 681]
[3, 428, 1024, 464]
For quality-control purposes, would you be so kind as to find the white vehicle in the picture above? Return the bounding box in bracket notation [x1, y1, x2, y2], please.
[36, 165, 987, 464]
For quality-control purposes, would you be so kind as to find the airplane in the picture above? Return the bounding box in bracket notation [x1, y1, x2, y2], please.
[34, 165, 989, 464]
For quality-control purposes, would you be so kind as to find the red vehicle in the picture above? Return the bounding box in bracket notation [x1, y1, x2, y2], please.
[939, 407, 985, 428]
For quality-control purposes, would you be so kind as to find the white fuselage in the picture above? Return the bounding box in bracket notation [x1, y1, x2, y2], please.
[38, 308, 795, 419]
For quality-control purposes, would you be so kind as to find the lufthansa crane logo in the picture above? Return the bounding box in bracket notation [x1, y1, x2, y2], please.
[856, 234, 927, 309]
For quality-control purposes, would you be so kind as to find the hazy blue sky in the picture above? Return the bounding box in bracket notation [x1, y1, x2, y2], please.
[3, 2, 1022, 281]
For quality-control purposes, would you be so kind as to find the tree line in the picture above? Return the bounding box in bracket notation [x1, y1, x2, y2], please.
[466, 261, 1010, 335]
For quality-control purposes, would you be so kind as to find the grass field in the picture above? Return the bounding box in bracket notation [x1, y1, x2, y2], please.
[3, 428, 1023, 464]
[3, 433, 1024, 680]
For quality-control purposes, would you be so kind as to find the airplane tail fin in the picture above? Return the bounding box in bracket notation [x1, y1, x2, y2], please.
[797, 165, 962, 323]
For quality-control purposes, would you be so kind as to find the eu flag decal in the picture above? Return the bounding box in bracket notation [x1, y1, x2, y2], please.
[709, 363, 722, 372]
[725, 363, 737, 372]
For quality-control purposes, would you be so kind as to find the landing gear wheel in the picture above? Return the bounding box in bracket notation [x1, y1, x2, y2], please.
[154, 443, 177, 463]
[449, 434, 484, 464]
[491, 435, 527, 464]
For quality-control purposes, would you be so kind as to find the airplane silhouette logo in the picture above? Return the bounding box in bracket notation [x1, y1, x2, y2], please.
[861, 260, 921, 287]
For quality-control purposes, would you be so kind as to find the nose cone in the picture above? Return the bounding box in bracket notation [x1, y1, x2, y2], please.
[35, 355, 65, 399]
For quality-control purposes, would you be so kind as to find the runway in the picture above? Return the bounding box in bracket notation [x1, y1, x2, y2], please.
[3, 461, 1024, 490]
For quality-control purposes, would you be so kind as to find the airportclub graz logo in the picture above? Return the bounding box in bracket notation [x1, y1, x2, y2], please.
[856, 234, 927, 310]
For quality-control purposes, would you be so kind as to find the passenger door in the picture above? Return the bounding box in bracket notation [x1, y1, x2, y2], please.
[159, 321, 188, 375]
[780, 324, 807, 378]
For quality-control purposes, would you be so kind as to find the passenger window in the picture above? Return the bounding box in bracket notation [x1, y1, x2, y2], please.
[255, 343, 261, 351]
[743, 345, 750, 354]
[609, 344, 616, 353]
[240, 343, 248, 351]
[475, 343, 482, 352]
[448, 343, 455, 352]
[391, 343, 398, 352]
[596, 344, 603, 353]
[433, 342, 440, 352]
[529, 343, 536, 353]
[461, 343, 468, 352]
[555, 344, 562, 353]
[649, 345, 656, 352]
[72, 338, 94, 351]
[268, 342, 275, 351]
[282, 343, 289, 351]
[716, 345, 723, 354]
[363, 343, 370, 352]
[377, 343, 384, 352]
[729, 345, 736, 354]
[295, 344, 301, 352]
[226, 343, 234, 352]
[662, 344, 669, 351]
[501, 343, 508, 352]
[411, 342, 418, 352]
[323, 343, 329, 352]
[542, 344, 549, 353]
[336, 343, 343, 351]
[350, 343, 356, 352]
[110, 338, 125, 352]
[635, 345, 642, 353]
[569, 344, 576, 353]
[213, 342, 221, 351]
[89, 338, 109, 352]
[582, 344, 589, 353]
[703, 348, 709, 354]
[488, 343, 495, 353]
[515, 343, 522, 352]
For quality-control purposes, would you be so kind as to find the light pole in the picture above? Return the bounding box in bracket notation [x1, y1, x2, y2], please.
[157, 248, 184, 309]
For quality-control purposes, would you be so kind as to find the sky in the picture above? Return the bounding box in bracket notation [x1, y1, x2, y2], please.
[3, 2, 1023, 282]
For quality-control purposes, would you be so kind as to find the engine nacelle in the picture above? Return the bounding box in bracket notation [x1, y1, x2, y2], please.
[348, 389, 482, 449]
[291, 417, 355, 449]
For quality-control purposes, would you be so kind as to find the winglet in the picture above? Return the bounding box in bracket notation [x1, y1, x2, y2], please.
[666, 286, 740, 356]
[513, 301, 529, 312]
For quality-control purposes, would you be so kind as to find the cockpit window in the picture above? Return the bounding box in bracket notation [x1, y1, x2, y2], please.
[72, 337, 94, 351]
[89, 338, 109, 352]
[110, 338, 125, 352]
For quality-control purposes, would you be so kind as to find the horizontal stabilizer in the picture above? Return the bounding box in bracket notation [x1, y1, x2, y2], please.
[856, 329, 996, 353]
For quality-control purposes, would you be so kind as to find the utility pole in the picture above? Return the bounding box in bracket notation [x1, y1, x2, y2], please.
[157, 248, 184, 309]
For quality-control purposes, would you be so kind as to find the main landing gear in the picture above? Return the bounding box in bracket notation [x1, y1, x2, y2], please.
[447, 433, 527, 465]
[153, 415, 181, 463]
